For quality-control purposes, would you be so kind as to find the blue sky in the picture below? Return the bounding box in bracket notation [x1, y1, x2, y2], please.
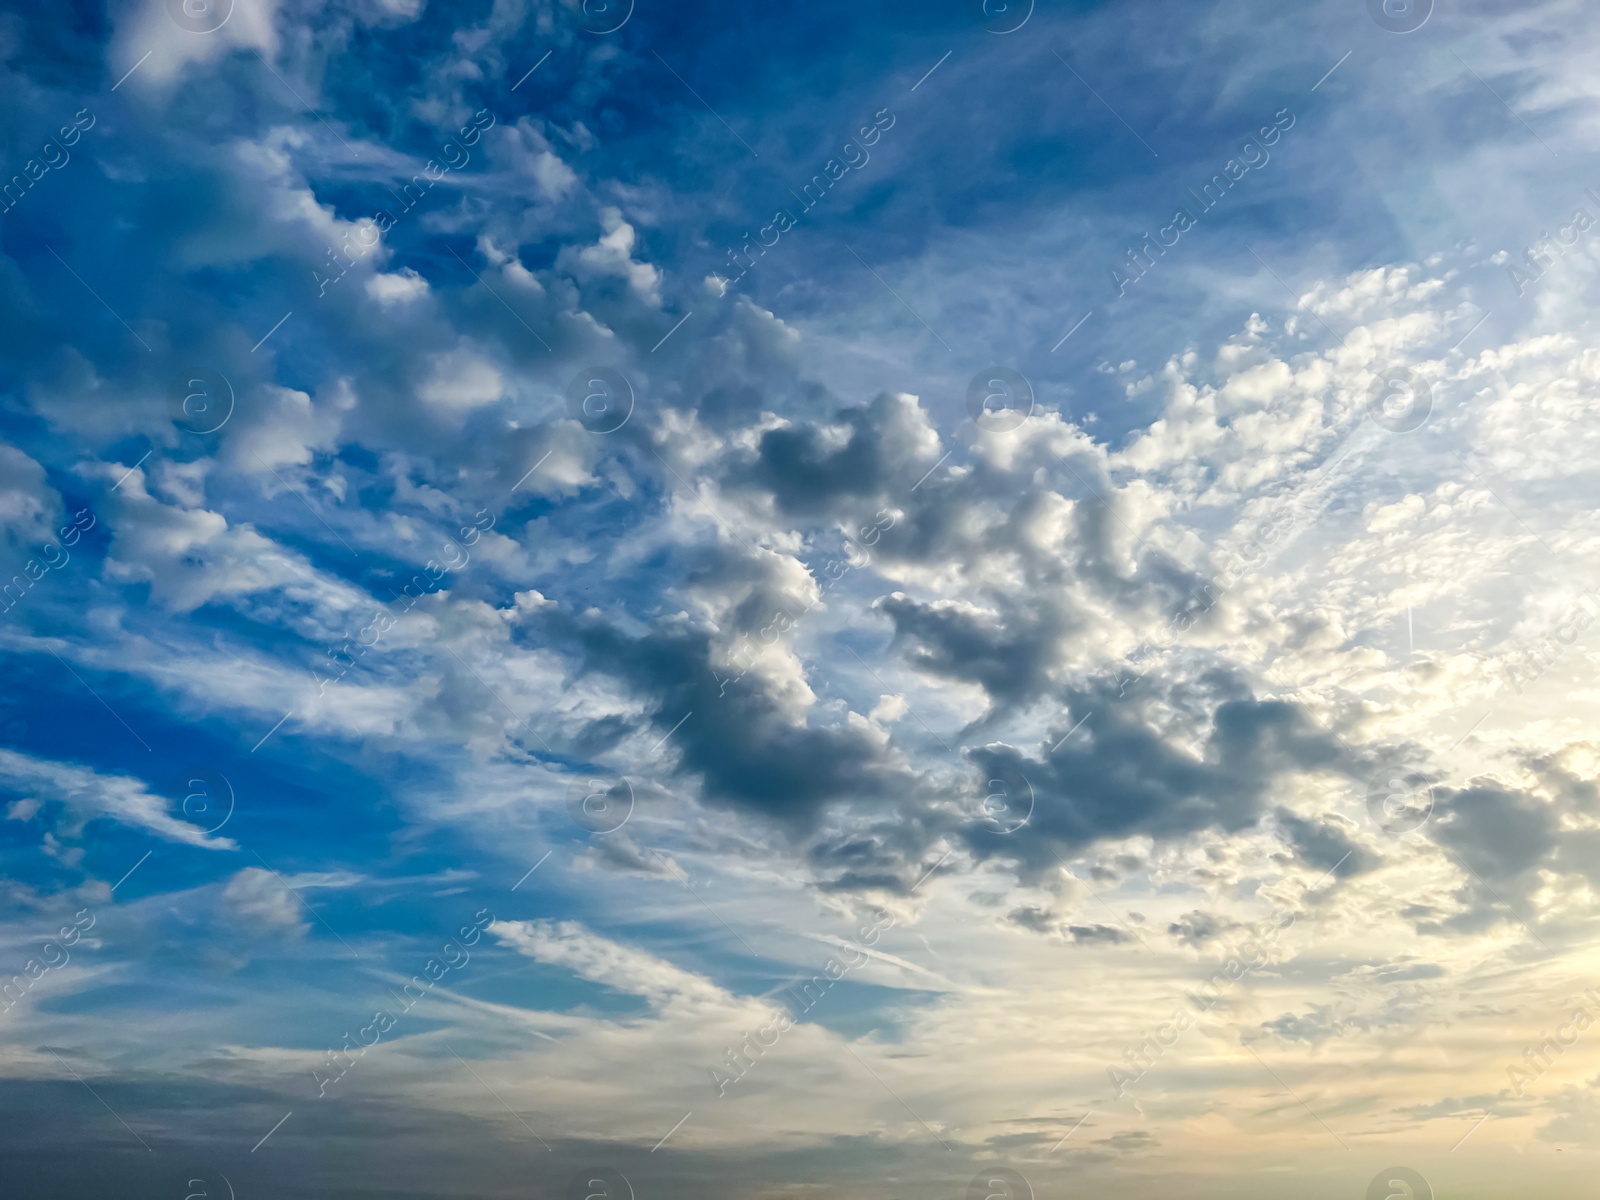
[5, 1, 1600, 1198]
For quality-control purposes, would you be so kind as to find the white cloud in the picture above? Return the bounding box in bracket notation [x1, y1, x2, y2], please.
[221, 867, 306, 936]
[559, 206, 663, 306]
[490, 918, 732, 1012]
[0, 748, 236, 850]
[417, 345, 506, 412]
[366, 267, 430, 306]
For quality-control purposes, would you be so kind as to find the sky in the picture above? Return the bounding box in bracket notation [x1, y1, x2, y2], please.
[3, 0, 1600, 1197]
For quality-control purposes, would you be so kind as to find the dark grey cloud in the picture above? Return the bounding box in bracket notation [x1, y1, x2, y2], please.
[1274, 809, 1380, 879]
[999, 908, 1129, 944]
[1006, 905, 1057, 934]
[542, 602, 918, 835]
[722, 391, 938, 517]
[1168, 909, 1238, 947]
[1095, 1129, 1156, 1154]
[1408, 775, 1600, 941]
[808, 828, 946, 896]
[876, 591, 1069, 719]
[965, 678, 1352, 876]
[1432, 783, 1560, 881]
[1254, 1005, 1343, 1046]
[1066, 923, 1129, 945]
